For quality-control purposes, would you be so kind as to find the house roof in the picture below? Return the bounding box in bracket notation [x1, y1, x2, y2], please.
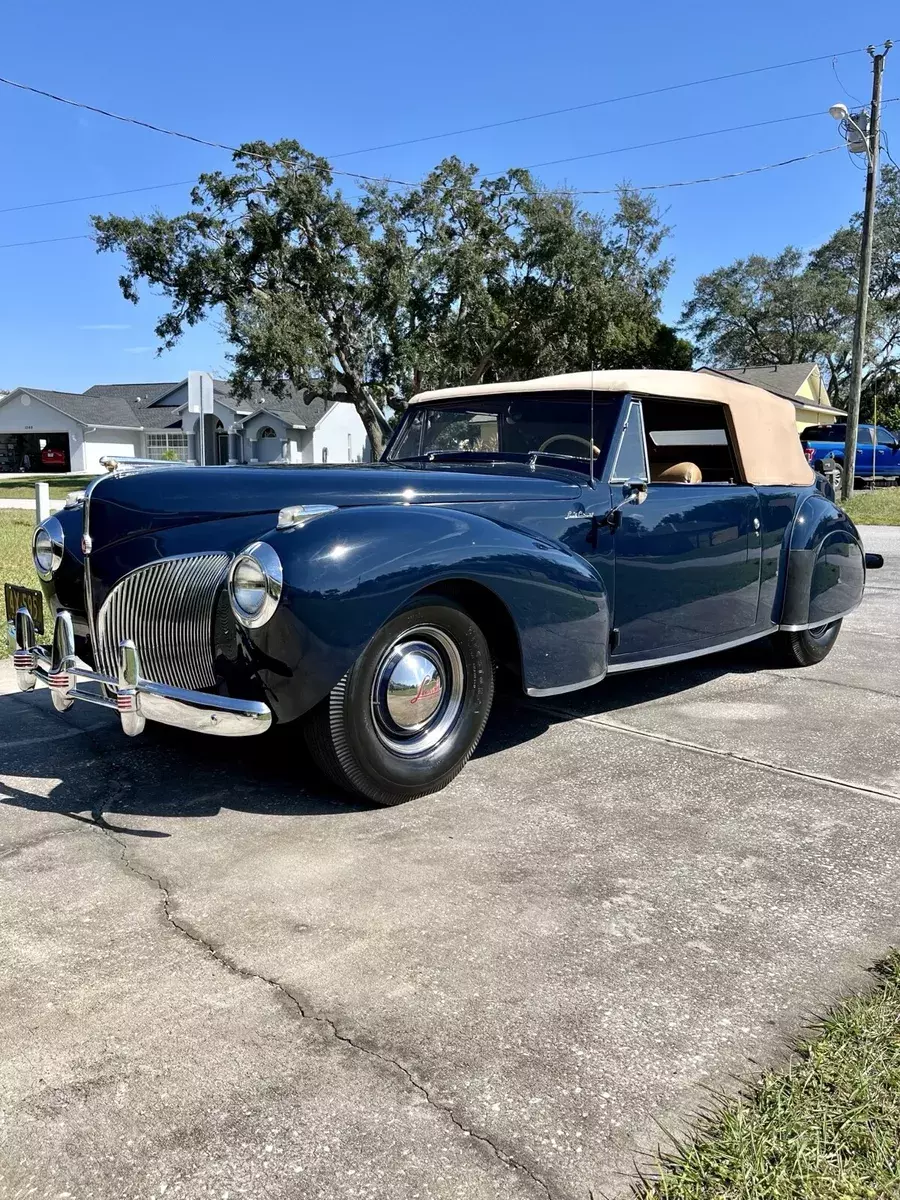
[699, 365, 846, 417]
[11, 387, 144, 429]
[708, 364, 815, 401]
[235, 388, 334, 428]
[3, 377, 337, 431]
[83, 381, 181, 406]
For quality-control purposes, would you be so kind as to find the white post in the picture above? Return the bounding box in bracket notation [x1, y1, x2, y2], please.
[34, 481, 50, 526]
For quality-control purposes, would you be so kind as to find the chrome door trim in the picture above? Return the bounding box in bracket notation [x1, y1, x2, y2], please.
[606, 629, 774, 675]
[526, 672, 607, 698]
[778, 604, 859, 632]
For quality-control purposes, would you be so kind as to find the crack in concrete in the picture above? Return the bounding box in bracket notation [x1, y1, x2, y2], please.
[97, 826, 558, 1200]
[3, 688, 559, 1196]
[0, 826, 78, 861]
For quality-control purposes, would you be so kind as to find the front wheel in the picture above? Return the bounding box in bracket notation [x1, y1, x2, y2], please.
[771, 619, 842, 667]
[303, 597, 494, 805]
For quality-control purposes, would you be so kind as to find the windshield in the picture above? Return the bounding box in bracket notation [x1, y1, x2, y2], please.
[386, 392, 620, 474]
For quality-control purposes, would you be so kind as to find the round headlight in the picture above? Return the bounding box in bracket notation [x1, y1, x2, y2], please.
[32, 517, 64, 580]
[228, 542, 282, 628]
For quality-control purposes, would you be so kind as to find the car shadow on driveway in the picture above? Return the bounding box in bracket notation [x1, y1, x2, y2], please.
[1, 640, 764, 834]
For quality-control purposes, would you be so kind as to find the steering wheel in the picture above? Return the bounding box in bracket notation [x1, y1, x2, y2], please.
[538, 434, 599, 458]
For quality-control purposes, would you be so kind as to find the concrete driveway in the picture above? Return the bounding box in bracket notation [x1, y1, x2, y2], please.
[2, 527, 898, 1200]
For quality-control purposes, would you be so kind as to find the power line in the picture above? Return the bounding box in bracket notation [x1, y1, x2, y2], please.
[327, 45, 888, 159]
[0, 44, 893, 196]
[0, 179, 196, 214]
[0, 76, 413, 188]
[516, 108, 838, 172]
[0, 105, 857, 216]
[0, 144, 850, 249]
[554, 145, 843, 195]
[0, 233, 90, 249]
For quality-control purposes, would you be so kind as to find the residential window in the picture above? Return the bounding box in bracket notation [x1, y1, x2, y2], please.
[146, 432, 189, 461]
[257, 426, 277, 440]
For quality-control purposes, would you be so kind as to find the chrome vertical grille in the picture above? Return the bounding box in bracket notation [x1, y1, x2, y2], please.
[96, 553, 231, 691]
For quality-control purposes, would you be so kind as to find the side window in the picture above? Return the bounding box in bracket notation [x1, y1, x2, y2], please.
[642, 398, 740, 484]
[609, 402, 649, 483]
[876, 427, 896, 445]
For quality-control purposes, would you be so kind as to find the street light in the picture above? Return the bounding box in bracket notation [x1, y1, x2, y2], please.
[830, 41, 891, 503]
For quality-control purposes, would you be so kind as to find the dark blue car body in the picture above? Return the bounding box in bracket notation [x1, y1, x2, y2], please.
[19, 372, 876, 802]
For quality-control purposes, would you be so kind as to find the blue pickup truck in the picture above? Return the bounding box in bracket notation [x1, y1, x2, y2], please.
[801, 423, 900, 490]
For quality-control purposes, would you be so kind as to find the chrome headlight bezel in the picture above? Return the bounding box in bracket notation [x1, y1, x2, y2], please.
[227, 542, 283, 628]
[32, 516, 65, 580]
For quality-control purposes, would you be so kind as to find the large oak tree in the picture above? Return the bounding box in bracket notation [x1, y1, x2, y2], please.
[93, 141, 690, 457]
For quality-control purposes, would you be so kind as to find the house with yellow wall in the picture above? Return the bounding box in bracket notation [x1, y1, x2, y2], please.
[700, 364, 845, 433]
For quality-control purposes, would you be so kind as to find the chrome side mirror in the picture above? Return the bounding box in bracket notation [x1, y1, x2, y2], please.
[605, 480, 649, 528]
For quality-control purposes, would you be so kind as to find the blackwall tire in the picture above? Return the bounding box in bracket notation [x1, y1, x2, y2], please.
[771, 619, 842, 667]
[303, 597, 494, 805]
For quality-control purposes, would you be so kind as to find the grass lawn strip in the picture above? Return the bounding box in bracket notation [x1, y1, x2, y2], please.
[638, 952, 900, 1198]
[841, 487, 900, 526]
[0, 509, 41, 658]
[0, 474, 97, 500]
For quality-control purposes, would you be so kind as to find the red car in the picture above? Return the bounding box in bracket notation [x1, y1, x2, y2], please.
[40, 447, 66, 467]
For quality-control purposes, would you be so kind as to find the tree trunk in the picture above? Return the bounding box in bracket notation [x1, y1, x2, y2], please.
[348, 392, 390, 460]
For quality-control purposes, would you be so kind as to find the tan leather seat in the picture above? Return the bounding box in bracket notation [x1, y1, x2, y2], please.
[652, 461, 703, 484]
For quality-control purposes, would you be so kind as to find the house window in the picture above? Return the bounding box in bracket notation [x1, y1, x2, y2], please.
[146, 432, 189, 461]
[321, 447, 328, 463]
[257, 426, 277, 440]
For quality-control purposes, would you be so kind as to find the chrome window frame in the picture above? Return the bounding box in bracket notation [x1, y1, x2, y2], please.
[608, 399, 650, 485]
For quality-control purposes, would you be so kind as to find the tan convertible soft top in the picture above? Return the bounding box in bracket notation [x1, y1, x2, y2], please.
[410, 369, 814, 487]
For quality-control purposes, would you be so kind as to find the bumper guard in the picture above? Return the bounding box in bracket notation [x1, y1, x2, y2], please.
[12, 607, 272, 738]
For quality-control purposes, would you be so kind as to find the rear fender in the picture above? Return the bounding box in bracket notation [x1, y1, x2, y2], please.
[246, 505, 610, 723]
[779, 493, 865, 629]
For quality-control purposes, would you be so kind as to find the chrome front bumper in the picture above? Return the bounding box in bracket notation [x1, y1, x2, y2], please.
[11, 607, 272, 738]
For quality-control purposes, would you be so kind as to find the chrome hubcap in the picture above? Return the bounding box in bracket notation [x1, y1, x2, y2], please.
[371, 626, 465, 756]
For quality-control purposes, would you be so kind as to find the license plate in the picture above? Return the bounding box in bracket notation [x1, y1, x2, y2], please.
[4, 583, 44, 637]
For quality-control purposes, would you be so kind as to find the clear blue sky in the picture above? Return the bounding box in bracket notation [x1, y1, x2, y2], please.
[1, 0, 896, 391]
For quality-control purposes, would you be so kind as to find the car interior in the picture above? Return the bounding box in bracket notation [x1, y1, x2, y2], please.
[639, 397, 741, 485]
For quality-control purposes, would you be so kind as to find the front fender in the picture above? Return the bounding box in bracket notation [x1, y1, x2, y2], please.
[246, 505, 610, 723]
[779, 493, 865, 629]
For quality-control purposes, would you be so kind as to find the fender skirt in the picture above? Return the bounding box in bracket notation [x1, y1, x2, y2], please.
[780, 493, 866, 629]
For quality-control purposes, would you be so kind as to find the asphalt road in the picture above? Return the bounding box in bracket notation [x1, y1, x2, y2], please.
[2, 527, 898, 1200]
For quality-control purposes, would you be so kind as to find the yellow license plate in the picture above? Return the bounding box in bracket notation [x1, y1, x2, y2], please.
[4, 583, 44, 637]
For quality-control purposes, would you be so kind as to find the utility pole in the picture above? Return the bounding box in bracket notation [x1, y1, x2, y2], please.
[838, 42, 891, 502]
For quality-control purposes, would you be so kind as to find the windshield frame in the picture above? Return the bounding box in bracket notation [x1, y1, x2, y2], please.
[384, 391, 625, 479]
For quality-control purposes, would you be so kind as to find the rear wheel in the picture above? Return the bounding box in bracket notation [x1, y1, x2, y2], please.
[771, 619, 842, 667]
[303, 597, 494, 805]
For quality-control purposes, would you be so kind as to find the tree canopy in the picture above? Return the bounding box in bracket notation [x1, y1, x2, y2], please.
[681, 165, 900, 425]
[92, 141, 691, 456]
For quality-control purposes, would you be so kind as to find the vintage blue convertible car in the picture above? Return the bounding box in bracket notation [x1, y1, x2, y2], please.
[12, 370, 881, 805]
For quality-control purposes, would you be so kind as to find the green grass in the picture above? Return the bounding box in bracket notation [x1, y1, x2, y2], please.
[638, 952, 900, 1199]
[841, 487, 900, 526]
[0, 473, 97, 499]
[0, 509, 40, 659]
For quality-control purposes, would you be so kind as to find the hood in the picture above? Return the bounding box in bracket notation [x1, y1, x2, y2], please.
[86, 461, 585, 548]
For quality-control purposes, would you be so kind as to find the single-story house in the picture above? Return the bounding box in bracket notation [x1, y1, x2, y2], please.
[0, 377, 370, 473]
[699, 364, 846, 432]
